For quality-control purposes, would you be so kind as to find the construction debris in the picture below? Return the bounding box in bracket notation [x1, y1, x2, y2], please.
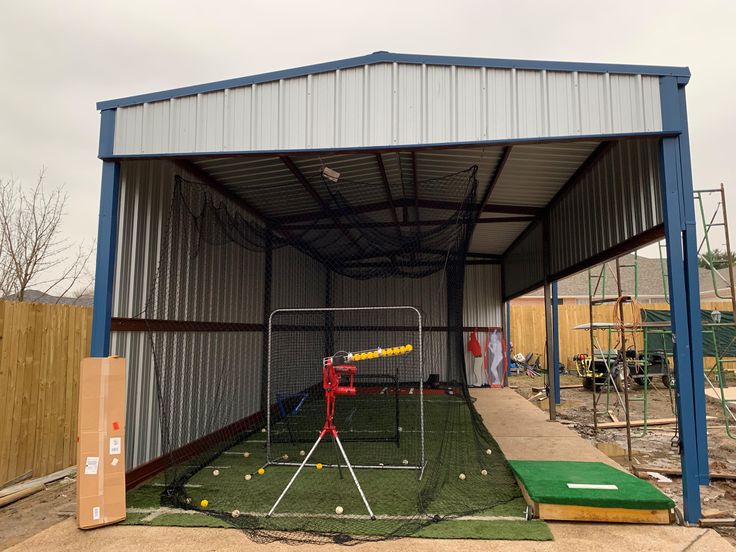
[596, 416, 715, 429]
[633, 465, 736, 481]
[0, 466, 76, 508]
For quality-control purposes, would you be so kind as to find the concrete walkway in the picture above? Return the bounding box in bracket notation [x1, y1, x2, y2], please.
[6, 517, 732, 551]
[470, 387, 622, 468]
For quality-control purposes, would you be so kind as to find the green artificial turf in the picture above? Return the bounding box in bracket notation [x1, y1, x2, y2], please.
[508, 460, 675, 510]
[125, 394, 552, 540]
[122, 511, 552, 541]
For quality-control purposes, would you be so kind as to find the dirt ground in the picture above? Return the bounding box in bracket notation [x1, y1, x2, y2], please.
[0, 476, 76, 550]
[510, 371, 736, 546]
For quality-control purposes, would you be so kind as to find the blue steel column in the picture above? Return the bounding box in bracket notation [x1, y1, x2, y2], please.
[675, 82, 709, 487]
[91, 109, 120, 357]
[552, 281, 561, 405]
[504, 301, 512, 386]
[659, 75, 707, 524]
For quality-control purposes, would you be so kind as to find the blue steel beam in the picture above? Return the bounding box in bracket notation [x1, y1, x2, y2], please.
[552, 281, 561, 405]
[91, 110, 120, 356]
[659, 75, 707, 524]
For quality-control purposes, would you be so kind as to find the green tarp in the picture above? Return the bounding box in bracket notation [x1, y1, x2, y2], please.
[641, 309, 736, 358]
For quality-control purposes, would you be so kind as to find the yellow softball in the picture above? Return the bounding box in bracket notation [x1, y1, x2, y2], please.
[406, 344, 413, 352]
[257, 468, 265, 475]
[316, 463, 323, 470]
[200, 499, 209, 508]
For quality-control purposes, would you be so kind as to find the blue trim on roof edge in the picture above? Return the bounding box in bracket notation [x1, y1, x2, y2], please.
[96, 51, 691, 110]
[98, 109, 116, 158]
[98, 130, 676, 161]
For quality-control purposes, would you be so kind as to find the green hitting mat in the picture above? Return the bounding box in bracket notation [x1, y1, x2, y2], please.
[509, 460, 675, 510]
[124, 395, 553, 541]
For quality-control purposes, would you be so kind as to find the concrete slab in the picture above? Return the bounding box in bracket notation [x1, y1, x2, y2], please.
[471, 388, 621, 469]
[6, 518, 733, 552]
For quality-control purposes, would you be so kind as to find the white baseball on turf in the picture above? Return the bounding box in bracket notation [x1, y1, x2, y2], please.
[459, 473, 466, 480]
[244, 474, 252, 481]
[213, 469, 220, 476]
[402, 459, 408, 465]
[300, 450, 306, 456]
[243, 452, 251, 458]
[282, 454, 289, 460]
[486, 449, 492, 455]
[232, 510, 240, 518]
[335, 506, 344, 514]
[481, 469, 488, 476]
[398, 426, 402, 432]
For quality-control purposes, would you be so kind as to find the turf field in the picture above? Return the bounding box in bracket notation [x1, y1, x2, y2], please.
[125, 392, 552, 541]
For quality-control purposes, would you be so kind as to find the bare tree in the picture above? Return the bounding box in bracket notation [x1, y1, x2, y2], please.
[0, 169, 94, 302]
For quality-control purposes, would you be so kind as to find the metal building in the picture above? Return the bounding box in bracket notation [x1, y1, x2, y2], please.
[93, 52, 706, 522]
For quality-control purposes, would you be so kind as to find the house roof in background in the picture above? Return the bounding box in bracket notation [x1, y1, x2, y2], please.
[523, 254, 733, 298]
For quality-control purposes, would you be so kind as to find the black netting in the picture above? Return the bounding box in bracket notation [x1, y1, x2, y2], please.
[131, 164, 523, 543]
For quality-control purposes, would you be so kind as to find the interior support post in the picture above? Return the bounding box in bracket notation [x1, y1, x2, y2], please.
[551, 281, 561, 405]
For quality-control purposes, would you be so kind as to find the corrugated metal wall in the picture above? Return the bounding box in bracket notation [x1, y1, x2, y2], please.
[502, 222, 545, 299]
[463, 265, 504, 380]
[547, 139, 662, 277]
[113, 64, 662, 155]
[501, 138, 663, 300]
[464, 265, 503, 327]
[111, 160, 267, 469]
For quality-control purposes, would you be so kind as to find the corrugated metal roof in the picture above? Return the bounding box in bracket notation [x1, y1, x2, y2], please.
[489, 142, 600, 207]
[98, 51, 689, 110]
[184, 139, 613, 257]
[109, 55, 666, 156]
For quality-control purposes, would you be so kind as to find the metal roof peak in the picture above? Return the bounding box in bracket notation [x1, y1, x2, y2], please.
[97, 51, 690, 112]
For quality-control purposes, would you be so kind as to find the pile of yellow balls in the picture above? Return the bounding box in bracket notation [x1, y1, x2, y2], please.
[352, 344, 413, 361]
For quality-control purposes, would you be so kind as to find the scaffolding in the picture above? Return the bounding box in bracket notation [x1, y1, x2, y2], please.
[577, 184, 736, 450]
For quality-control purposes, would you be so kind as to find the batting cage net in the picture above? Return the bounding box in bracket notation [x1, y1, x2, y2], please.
[134, 163, 521, 543]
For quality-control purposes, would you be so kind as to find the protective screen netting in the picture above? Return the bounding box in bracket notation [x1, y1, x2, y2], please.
[138, 164, 522, 543]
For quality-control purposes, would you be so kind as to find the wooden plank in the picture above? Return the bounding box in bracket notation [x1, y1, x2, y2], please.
[5, 302, 28, 483]
[633, 465, 736, 480]
[536, 502, 671, 524]
[53, 305, 70, 472]
[0, 466, 76, 498]
[0, 482, 45, 508]
[0, 301, 10, 483]
[1, 470, 31, 490]
[22, 304, 43, 478]
[597, 416, 716, 429]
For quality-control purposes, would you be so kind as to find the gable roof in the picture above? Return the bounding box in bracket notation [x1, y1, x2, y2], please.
[97, 51, 691, 111]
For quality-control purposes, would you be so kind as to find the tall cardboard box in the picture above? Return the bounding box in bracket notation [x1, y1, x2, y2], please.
[76, 357, 126, 529]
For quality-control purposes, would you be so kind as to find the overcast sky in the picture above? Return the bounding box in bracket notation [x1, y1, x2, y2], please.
[1, 0, 735, 268]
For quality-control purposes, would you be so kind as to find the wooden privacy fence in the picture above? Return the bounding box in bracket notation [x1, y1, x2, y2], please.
[0, 300, 92, 487]
[509, 301, 732, 369]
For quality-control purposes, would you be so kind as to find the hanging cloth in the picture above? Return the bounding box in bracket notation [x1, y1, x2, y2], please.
[468, 330, 482, 358]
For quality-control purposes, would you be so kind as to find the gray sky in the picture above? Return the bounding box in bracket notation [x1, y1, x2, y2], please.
[1, 0, 735, 267]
